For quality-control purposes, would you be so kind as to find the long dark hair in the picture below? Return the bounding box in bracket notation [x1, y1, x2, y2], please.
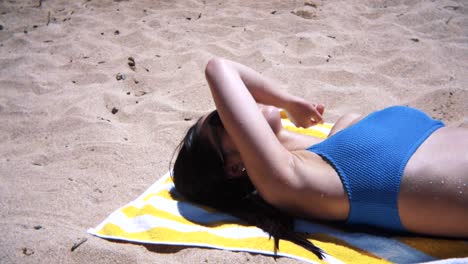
[172, 114, 324, 259]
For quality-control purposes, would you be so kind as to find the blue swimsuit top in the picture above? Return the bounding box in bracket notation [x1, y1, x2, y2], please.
[307, 106, 444, 231]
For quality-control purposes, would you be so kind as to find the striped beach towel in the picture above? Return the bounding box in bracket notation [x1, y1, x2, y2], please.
[88, 119, 468, 263]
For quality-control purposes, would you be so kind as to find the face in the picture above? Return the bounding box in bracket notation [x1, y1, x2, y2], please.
[199, 111, 245, 178]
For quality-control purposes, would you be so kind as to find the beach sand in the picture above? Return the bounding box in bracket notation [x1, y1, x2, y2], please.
[0, 0, 466, 263]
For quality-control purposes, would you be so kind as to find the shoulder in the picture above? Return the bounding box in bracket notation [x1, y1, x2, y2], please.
[328, 113, 363, 137]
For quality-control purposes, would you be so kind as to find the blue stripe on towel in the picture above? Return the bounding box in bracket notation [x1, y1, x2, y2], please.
[176, 201, 240, 224]
[421, 258, 468, 264]
[295, 220, 437, 263]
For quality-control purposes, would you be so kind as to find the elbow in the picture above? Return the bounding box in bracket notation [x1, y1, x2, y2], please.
[205, 57, 226, 79]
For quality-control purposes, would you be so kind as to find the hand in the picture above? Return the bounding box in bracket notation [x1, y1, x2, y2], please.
[286, 99, 324, 128]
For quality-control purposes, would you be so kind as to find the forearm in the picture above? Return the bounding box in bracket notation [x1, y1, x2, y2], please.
[206, 58, 323, 127]
[223, 59, 301, 110]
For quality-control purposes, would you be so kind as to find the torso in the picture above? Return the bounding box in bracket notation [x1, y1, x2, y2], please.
[267, 106, 468, 237]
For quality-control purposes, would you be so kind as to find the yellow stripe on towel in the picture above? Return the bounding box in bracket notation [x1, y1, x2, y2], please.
[279, 109, 332, 139]
[398, 237, 468, 259]
[98, 223, 388, 264]
[98, 223, 324, 262]
[121, 204, 243, 229]
[144, 188, 222, 213]
[143, 189, 182, 203]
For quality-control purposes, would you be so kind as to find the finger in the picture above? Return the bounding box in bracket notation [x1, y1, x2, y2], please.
[311, 108, 323, 124]
[316, 104, 325, 115]
[312, 117, 323, 126]
[304, 119, 315, 128]
[294, 118, 309, 128]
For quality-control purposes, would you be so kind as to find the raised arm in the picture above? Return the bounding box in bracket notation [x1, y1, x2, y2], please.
[214, 59, 324, 127]
[204, 58, 322, 204]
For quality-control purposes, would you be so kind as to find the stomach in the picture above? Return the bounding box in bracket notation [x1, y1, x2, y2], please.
[399, 127, 468, 237]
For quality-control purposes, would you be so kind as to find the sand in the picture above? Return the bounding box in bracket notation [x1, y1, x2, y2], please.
[0, 0, 466, 263]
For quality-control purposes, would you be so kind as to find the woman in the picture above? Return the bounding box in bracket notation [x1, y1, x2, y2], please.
[172, 58, 468, 259]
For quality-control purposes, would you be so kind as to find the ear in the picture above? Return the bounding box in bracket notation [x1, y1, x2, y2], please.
[224, 158, 246, 179]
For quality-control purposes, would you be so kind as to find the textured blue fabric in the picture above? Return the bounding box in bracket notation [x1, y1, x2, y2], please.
[307, 106, 444, 231]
